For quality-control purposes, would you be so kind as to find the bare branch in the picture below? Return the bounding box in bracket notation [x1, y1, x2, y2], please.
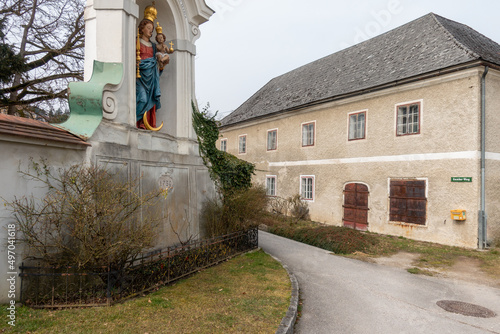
[1, 89, 67, 107]
[0, 0, 27, 15]
[4, 162, 162, 269]
[1, 0, 85, 115]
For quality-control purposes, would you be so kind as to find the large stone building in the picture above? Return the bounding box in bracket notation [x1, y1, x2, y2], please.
[218, 13, 500, 249]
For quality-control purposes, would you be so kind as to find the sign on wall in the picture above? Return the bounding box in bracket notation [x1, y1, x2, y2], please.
[451, 177, 472, 182]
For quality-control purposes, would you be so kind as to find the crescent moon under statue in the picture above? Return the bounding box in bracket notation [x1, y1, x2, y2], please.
[143, 110, 164, 131]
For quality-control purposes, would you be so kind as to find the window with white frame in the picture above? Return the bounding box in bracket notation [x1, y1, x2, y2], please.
[302, 122, 315, 147]
[267, 129, 277, 151]
[266, 176, 276, 196]
[397, 102, 420, 136]
[349, 111, 366, 140]
[300, 176, 315, 201]
[220, 139, 227, 152]
[238, 135, 246, 154]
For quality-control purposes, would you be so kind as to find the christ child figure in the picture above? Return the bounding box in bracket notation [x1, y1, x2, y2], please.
[155, 33, 173, 70]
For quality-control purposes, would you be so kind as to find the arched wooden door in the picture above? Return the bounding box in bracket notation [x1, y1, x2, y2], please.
[343, 183, 369, 231]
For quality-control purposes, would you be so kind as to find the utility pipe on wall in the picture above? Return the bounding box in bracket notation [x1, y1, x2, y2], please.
[479, 66, 489, 249]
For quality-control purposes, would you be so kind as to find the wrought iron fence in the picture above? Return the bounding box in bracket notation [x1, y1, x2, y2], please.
[19, 228, 258, 308]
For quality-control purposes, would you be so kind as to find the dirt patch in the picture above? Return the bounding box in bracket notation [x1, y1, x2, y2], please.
[373, 252, 420, 268]
[372, 253, 500, 288]
[437, 256, 500, 287]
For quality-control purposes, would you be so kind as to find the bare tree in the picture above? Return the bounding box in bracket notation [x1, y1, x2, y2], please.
[0, 0, 84, 117]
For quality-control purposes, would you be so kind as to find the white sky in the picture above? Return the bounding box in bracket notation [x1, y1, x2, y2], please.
[195, 0, 500, 118]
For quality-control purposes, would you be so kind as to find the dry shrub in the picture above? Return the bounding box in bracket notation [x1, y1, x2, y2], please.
[6, 161, 162, 270]
[201, 186, 268, 238]
[287, 194, 310, 222]
[269, 196, 288, 215]
[268, 194, 310, 224]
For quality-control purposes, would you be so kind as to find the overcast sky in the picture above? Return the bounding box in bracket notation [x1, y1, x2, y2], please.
[195, 0, 500, 119]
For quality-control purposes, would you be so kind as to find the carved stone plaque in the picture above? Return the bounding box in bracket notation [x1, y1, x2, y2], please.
[159, 174, 174, 191]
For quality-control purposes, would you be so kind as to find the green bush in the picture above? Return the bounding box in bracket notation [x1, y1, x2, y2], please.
[192, 103, 255, 195]
[193, 103, 262, 237]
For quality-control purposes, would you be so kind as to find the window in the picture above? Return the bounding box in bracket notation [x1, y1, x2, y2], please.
[389, 179, 427, 225]
[302, 122, 315, 147]
[266, 176, 276, 196]
[220, 139, 227, 152]
[267, 129, 277, 151]
[397, 102, 420, 136]
[349, 111, 366, 140]
[238, 135, 246, 154]
[300, 176, 315, 201]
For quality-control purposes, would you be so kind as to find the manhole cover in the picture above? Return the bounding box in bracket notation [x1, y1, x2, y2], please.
[437, 300, 496, 318]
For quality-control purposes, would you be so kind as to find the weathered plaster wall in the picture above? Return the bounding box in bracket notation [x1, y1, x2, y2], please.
[0, 141, 88, 304]
[485, 69, 500, 245]
[219, 68, 485, 248]
[89, 123, 214, 247]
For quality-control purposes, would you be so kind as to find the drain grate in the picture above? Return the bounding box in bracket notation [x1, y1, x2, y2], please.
[437, 300, 497, 318]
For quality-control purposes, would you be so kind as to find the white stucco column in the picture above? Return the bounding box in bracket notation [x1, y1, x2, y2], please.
[84, 0, 139, 125]
[153, 0, 213, 140]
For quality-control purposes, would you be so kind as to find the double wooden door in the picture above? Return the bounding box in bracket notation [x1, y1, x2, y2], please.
[343, 183, 369, 231]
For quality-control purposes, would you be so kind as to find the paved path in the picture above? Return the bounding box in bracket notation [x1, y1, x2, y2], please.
[259, 231, 500, 334]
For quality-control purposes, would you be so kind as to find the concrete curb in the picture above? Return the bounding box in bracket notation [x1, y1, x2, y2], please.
[268, 253, 300, 334]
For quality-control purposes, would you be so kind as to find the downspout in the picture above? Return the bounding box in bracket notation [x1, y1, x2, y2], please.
[479, 66, 489, 249]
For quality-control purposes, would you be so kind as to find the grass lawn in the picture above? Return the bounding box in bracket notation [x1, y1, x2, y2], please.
[0, 250, 290, 334]
[262, 213, 500, 280]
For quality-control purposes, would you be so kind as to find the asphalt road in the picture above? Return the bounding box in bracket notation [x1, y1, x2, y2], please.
[259, 231, 500, 334]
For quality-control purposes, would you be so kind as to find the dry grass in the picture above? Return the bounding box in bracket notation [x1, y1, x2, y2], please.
[366, 234, 500, 279]
[0, 250, 290, 334]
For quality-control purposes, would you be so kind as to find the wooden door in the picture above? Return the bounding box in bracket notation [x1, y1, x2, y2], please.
[343, 183, 369, 231]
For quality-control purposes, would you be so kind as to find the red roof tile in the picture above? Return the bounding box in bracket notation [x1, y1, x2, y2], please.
[0, 114, 90, 147]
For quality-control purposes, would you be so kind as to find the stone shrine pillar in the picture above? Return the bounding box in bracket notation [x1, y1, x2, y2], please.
[76, 0, 215, 248]
[83, 0, 213, 138]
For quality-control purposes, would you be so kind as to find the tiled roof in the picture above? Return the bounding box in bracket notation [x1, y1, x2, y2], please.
[0, 114, 90, 147]
[220, 13, 500, 127]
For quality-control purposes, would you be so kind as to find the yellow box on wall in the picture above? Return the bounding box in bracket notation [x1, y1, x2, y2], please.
[450, 210, 466, 221]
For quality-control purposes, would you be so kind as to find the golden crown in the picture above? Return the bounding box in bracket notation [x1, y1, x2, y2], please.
[156, 22, 163, 34]
[144, 3, 157, 23]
